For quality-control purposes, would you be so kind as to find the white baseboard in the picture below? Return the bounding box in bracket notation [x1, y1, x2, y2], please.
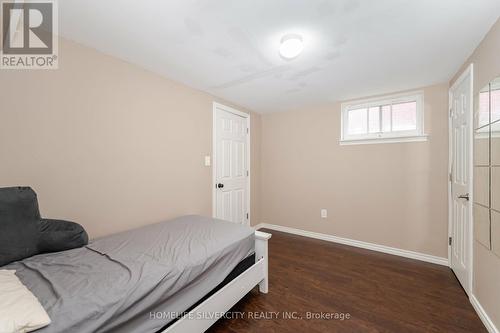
[253, 223, 449, 266]
[470, 295, 499, 333]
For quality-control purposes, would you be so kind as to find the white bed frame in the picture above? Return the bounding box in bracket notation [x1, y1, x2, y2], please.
[163, 230, 272, 333]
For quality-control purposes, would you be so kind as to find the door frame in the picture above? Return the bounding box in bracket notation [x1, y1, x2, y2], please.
[212, 102, 251, 225]
[448, 63, 474, 295]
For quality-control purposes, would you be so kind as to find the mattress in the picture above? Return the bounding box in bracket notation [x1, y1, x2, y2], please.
[156, 253, 255, 332]
[4, 215, 255, 333]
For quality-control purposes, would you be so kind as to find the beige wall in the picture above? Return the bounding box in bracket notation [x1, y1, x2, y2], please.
[260, 83, 450, 258]
[0, 38, 261, 238]
[452, 18, 500, 330]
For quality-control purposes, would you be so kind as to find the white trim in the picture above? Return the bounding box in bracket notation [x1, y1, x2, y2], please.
[342, 90, 424, 108]
[339, 135, 428, 146]
[253, 223, 266, 230]
[470, 295, 499, 333]
[340, 90, 425, 143]
[212, 102, 251, 226]
[254, 223, 448, 266]
[162, 230, 271, 333]
[448, 63, 474, 296]
[468, 140, 474, 294]
[213, 102, 249, 119]
[448, 81, 453, 268]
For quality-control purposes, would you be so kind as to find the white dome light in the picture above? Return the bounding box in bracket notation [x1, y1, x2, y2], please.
[279, 34, 304, 59]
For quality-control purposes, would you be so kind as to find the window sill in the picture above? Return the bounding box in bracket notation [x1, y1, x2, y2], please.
[339, 135, 428, 146]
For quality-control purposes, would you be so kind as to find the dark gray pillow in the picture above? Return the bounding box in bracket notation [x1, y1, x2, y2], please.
[0, 187, 89, 266]
[0, 187, 41, 266]
[38, 219, 89, 253]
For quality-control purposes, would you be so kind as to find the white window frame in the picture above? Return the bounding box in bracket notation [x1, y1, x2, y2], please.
[340, 91, 427, 145]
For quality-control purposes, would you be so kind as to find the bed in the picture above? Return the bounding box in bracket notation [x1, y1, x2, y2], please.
[4, 215, 271, 333]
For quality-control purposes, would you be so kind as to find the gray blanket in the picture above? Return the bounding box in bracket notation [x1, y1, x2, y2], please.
[5, 215, 254, 333]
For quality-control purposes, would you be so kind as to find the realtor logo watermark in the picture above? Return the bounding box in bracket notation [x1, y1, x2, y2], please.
[1, 0, 58, 69]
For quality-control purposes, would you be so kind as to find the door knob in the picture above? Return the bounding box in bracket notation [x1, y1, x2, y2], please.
[458, 193, 469, 201]
[217, 183, 224, 189]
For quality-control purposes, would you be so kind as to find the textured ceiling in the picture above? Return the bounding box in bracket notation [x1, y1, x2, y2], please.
[59, 0, 500, 113]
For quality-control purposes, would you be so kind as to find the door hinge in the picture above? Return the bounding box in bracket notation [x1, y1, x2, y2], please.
[449, 172, 452, 182]
[449, 108, 453, 117]
[246, 127, 249, 134]
[246, 170, 249, 177]
[449, 237, 452, 246]
[246, 213, 249, 219]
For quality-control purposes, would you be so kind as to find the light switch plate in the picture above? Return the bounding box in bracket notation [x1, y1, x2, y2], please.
[204, 155, 211, 167]
[321, 209, 327, 218]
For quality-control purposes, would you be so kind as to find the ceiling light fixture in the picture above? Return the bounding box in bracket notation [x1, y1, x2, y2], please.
[279, 34, 304, 60]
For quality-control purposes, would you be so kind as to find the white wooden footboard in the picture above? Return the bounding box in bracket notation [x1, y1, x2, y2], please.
[254, 230, 271, 293]
[163, 230, 272, 333]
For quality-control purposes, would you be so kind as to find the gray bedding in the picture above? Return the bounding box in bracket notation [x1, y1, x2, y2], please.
[5, 215, 255, 333]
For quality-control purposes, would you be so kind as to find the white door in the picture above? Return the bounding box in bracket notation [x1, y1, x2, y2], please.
[449, 65, 473, 294]
[213, 103, 250, 225]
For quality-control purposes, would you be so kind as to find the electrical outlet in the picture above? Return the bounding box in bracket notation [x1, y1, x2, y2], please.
[204, 155, 211, 167]
[321, 209, 327, 218]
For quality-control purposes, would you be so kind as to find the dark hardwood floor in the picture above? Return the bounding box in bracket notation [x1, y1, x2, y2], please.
[208, 229, 487, 333]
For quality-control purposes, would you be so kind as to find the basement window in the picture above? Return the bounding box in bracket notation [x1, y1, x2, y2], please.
[340, 91, 427, 145]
